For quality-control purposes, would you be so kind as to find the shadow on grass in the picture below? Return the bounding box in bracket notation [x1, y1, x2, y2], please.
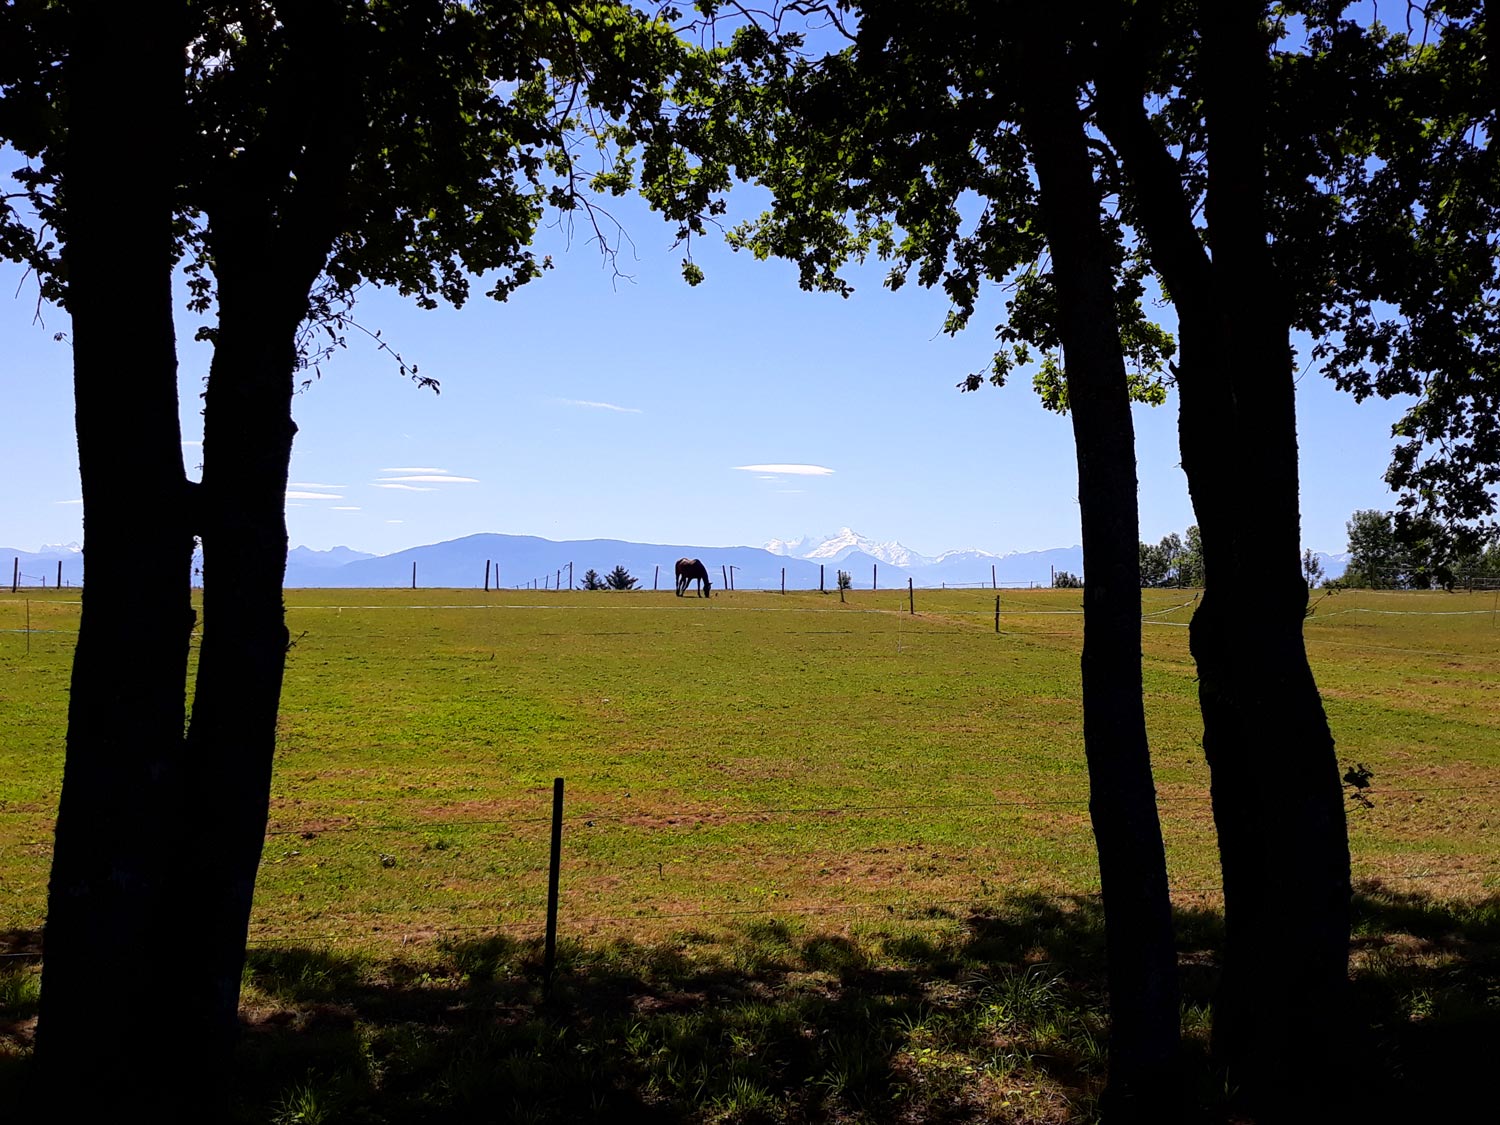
[2, 889, 1495, 1122]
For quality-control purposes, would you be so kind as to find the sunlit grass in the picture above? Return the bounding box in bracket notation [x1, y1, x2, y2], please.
[0, 585, 1496, 950]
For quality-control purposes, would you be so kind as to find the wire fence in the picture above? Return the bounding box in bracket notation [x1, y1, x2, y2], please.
[2, 777, 1495, 958]
[2, 590, 1496, 958]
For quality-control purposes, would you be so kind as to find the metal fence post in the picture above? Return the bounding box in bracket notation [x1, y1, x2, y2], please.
[544, 777, 564, 992]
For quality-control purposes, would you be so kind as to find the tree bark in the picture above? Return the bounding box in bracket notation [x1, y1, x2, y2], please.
[173, 217, 306, 1083]
[35, 1, 195, 1113]
[1018, 19, 1180, 1119]
[165, 3, 363, 1088]
[1095, 3, 1351, 1110]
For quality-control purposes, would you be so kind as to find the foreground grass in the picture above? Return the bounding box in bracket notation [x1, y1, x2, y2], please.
[4, 884, 1494, 1122]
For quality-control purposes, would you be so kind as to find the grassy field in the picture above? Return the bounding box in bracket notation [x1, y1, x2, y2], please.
[1, 585, 1497, 1121]
[1, 584, 1495, 944]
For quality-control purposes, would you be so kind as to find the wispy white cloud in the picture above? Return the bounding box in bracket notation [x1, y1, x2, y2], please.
[289, 482, 346, 490]
[287, 490, 344, 500]
[330, 506, 361, 511]
[373, 483, 436, 492]
[56, 498, 83, 505]
[378, 474, 479, 484]
[386, 519, 404, 524]
[736, 464, 835, 476]
[182, 440, 203, 448]
[380, 466, 445, 473]
[557, 398, 643, 414]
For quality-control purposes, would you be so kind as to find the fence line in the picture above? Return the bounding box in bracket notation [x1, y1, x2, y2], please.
[6, 780, 1496, 825]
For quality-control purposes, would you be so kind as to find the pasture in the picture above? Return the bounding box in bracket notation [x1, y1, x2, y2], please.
[1, 585, 1497, 1122]
[2, 585, 1495, 944]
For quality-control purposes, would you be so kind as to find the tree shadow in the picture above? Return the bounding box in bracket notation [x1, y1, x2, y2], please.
[1, 891, 1494, 1122]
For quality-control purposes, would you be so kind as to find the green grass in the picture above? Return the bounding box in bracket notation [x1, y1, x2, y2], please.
[1, 584, 1497, 1120]
[1, 585, 1496, 946]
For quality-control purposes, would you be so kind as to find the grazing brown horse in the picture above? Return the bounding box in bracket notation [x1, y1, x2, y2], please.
[675, 557, 711, 597]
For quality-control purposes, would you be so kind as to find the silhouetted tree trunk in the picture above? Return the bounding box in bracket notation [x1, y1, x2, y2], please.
[1096, 4, 1350, 1110]
[35, 1, 195, 1113]
[1018, 19, 1180, 1119]
[169, 5, 364, 1086]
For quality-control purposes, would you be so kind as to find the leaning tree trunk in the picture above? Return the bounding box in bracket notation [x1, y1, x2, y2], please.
[165, 7, 362, 1085]
[171, 216, 307, 1087]
[35, 2, 196, 1115]
[1020, 25, 1181, 1120]
[1095, 4, 1352, 1112]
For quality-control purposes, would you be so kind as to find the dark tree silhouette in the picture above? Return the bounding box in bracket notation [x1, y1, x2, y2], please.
[605, 565, 639, 590]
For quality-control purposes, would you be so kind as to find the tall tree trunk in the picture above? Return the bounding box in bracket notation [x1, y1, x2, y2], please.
[172, 215, 306, 1084]
[1019, 21, 1180, 1119]
[1192, 5, 1351, 1105]
[165, 4, 362, 1083]
[35, 1, 194, 1113]
[1096, 4, 1352, 1110]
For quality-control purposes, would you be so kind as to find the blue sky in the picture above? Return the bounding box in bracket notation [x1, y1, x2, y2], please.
[2, 172, 1413, 560]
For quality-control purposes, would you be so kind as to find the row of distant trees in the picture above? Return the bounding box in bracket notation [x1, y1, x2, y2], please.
[1336, 510, 1500, 590]
[1054, 526, 1206, 588]
[578, 566, 639, 591]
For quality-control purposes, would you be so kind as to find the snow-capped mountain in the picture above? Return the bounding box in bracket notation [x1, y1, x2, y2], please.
[765, 528, 933, 567]
[764, 534, 827, 558]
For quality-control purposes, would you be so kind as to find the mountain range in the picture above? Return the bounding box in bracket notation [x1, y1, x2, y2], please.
[2, 529, 1350, 591]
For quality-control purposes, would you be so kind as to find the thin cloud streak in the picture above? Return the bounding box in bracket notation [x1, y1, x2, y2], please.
[373, 483, 436, 492]
[55, 498, 83, 505]
[378, 474, 479, 483]
[736, 464, 835, 476]
[380, 466, 445, 473]
[290, 482, 346, 490]
[330, 506, 361, 511]
[287, 490, 344, 500]
[558, 398, 643, 414]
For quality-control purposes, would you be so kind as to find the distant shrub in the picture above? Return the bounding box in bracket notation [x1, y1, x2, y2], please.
[836, 570, 853, 590]
[1053, 570, 1083, 589]
[605, 565, 639, 591]
[580, 568, 608, 590]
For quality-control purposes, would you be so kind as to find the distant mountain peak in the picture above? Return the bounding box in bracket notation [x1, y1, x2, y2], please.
[766, 528, 932, 567]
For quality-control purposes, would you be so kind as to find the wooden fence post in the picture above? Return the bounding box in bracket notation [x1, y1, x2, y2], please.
[721, 564, 728, 591]
[781, 567, 785, 594]
[820, 564, 825, 593]
[873, 563, 877, 591]
[908, 577, 914, 614]
[654, 564, 659, 591]
[995, 594, 1000, 633]
[57, 560, 63, 588]
[11, 557, 17, 594]
[992, 564, 996, 589]
[568, 562, 573, 590]
[544, 777, 564, 993]
[484, 560, 491, 591]
[411, 561, 417, 590]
